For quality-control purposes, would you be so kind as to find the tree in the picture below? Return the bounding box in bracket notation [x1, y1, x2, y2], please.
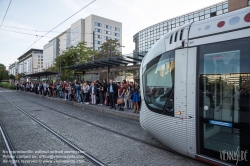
[49, 42, 93, 80]
[0, 64, 8, 80]
[94, 39, 122, 60]
[9, 74, 15, 80]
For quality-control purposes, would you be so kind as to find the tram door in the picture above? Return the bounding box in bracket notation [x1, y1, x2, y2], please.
[198, 39, 250, 165]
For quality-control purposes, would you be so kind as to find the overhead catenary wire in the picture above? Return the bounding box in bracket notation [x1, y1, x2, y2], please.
[0, 0, 12, 28]
[0, 29, 94, 44]
[21, 0, 96, 54]
[1, 25, 93, 34]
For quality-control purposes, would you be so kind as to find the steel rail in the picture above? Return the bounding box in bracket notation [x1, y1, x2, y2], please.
[0, 95, 106, 166]
[0, 122, 20, 166]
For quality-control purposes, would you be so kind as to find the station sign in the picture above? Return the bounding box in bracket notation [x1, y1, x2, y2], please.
[74, 71, 85, 75]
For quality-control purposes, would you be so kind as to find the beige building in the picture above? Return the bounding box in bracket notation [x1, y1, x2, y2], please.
[8, 62, 18, 76]
[43, 14, 122, 70]
[17, 49, 43, 74]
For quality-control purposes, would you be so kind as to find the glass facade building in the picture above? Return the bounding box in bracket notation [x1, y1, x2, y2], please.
[133, 0, 250, 58]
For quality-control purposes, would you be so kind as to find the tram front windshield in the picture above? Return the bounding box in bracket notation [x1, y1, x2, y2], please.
[142, 51, 175, 114]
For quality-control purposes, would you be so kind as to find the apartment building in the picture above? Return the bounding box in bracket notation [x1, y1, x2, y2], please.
[43, 14, 122, 70]
[17, 49, 43, 74]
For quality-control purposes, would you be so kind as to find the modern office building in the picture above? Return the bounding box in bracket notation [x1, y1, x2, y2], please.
[17, 49, 43, 74]
[133, 0, 250, 57]
[8, 62, 18, 76]
[43, 14, 122, 70]
[43, 38, 59, 69]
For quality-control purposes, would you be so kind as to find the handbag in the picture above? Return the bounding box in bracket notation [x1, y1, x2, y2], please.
[117, 97, 124, 105]
[104, 98, 108, 105]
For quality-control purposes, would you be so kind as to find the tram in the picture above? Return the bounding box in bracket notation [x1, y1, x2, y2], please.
[140, 6, 250, 166]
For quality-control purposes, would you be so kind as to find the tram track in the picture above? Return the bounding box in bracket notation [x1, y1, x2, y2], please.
[21, 94, 204, 165]
[28, 99, 172, 151]
[0, 89, 207, 165]
[0, 121, 21, 166]
[0, 94, 106, 166]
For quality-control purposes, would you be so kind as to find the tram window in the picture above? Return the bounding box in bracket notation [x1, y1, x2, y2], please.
[179, 29, 183, 40]
[169, 35, 173, 44]
[174, 32, 178, 42]
[142, 50, 175, 115]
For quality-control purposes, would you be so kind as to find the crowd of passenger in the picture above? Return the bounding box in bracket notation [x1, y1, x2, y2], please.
[16, 79, 141, 113]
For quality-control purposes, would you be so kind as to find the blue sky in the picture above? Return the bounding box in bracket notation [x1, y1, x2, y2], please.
[0, 0, 223, 68]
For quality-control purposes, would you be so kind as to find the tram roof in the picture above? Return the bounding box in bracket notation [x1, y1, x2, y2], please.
[64, 53, 142, 70]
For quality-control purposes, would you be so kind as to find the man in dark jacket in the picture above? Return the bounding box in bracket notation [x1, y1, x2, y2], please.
[108, 79, 118, 109]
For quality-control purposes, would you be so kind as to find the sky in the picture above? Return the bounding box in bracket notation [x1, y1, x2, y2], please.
[0, 0, 224, 68]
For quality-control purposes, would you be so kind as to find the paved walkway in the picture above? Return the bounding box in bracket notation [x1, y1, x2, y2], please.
[17, 90, 140, 121]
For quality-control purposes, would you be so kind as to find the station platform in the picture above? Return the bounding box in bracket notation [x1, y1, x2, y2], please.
[17, 91, 140, 121]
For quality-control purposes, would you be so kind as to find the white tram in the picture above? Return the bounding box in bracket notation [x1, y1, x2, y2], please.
[140, 6, 250, 166]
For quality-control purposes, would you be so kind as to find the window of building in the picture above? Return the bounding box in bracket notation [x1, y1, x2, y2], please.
[199, 10, 204, 16]
[217, 10, 223, 15]
[189, 14, 193, 19]
[94, 28, 102, 33]
[95, 34, 102, 39]
[94, 40, 102, 45]
[114, 33, 120, 37]
[41, 59, 43, 61]
[194, 17, 199, 21]
[210, 7, 216, 13]
[210, 12, 216, 17]
[217, 5, 222, 10]
[205, 14, 210, 19]
[104, 36, 111, 40]
[114, 38, 120, 42]
[104, 30, 111, 35]
[94, 22, 102, 27]
[223, 2, 228, 9]
[205, 8, 210, 14]
[142, 50, 175, 116]
[94, 46, 101, 51]
[105, 24, 112, 29]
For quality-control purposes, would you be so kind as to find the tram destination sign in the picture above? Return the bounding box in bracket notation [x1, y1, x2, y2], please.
[209, 120, 232, 128]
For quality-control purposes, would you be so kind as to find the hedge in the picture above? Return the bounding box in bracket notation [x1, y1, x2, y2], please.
[0, 83, 16, 90]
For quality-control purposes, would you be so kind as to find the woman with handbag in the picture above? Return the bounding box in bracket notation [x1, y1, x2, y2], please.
[118, 82, 126, 111]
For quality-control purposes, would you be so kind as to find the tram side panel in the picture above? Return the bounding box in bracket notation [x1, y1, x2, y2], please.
[186, 47, 197, 158]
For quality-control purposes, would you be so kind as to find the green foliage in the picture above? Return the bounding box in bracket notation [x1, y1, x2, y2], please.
[51, 42, 93, 80]
[9, 74, 15, 79]
[0, 63, 9, 80]
[0, 82, 16, 90]
[94, 39, 122, 60]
